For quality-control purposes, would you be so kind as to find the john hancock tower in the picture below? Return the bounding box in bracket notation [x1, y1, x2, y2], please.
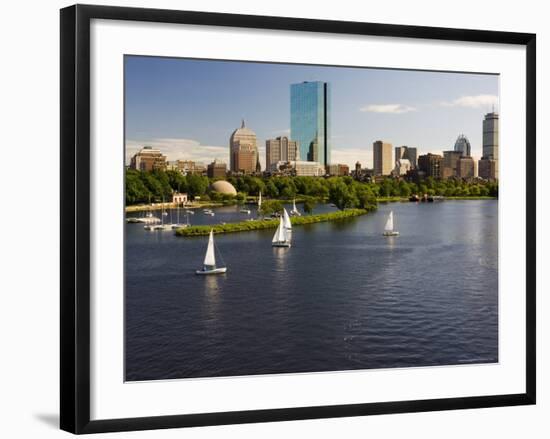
[290, 81, 331, 167]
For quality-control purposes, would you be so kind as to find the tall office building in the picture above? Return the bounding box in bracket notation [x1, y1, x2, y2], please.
[266, 136, 299, 172]
[482, 112, 499, 160]
[290, 81, 331, 167]
[479, 112, 499, 180]
[373, 140, 393, 176]
[454, 134, 472, 157]
[395, 146, 418, 168]
[229, 120, 258, 174]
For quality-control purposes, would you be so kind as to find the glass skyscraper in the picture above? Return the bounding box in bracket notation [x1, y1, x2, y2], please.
[290, 81, 331, 167]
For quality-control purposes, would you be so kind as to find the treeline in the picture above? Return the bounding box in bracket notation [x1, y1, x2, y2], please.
[126, 169, 498, 208]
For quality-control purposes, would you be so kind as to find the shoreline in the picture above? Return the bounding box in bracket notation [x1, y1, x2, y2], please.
[125, 196, 497, 213]
[175, 209, 369, 237]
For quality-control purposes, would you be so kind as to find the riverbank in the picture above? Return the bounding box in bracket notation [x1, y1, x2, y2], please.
[175, 209, 369, 237]
[126, 195, 497, 212]
[125, 202, 225, 212]
[377, 196, 498, 203]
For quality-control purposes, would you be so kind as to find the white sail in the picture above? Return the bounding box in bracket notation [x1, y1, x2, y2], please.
[272, 221, 281, 243]
[272, 216, 287, 243]
[384, 211, 394, 232]
[283, 208, 292, 229]
[203, 230, 216, 268]
[258, 191, 262, 208]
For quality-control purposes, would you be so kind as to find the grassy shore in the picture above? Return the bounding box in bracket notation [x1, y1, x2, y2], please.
[175, 209, 369, 237]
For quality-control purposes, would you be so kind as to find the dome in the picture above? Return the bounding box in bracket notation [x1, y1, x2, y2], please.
[210, 180, 237, 195]
[454, 134, 471, 157]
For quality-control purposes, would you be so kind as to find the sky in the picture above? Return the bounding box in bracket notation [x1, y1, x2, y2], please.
[125, 56, 499, 169]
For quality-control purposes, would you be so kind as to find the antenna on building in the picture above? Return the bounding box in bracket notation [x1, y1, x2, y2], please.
[241, 119, 245, 128]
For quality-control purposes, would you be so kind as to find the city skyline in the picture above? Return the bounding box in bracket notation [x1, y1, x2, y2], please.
[125, 56, 499, 168]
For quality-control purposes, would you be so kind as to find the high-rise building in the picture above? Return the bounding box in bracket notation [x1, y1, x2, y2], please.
[457, 156, 476, 179]
[266, 136, 299, 172]
[290, 81, 331, 167]
[454, 134, 472, 157]
[373, 140, 393, 176]
[395, 146, 417, 168]
[207, 159, 227, 178]
[483, 112, 499, 160]
[418, 153, 443, 179]
[479, 112, 499, 180]
[229, 120, 258, 174]
[129, 146, 167, 171]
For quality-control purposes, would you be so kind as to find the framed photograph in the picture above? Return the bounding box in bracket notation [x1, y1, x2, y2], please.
[60, 4, 536, 434]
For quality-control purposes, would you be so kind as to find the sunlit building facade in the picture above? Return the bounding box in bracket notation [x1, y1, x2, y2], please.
[373, 140, 393, 176]
[129, 146, 167, 171]
[266, 136, 299, 172]
[290, 81, 331, 167]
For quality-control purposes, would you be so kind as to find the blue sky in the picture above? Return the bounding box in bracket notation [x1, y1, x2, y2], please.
[125, 56, 499, 168]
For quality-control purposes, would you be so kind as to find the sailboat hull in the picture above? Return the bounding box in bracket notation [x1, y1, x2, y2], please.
[195, 267, 227, 275]
[272, 242, 291, 248]
[383, 231, 400, 236]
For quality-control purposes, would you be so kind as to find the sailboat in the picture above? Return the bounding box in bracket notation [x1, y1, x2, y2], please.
[195, 230, 227, 275]
[272, 216, 291, 247]
[290, 199, 301, 216]
[382, 211, 399, 236]
[282, 207, 292, 230]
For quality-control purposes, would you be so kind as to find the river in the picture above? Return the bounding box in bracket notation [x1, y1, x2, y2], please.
[125, 200, 498, 381]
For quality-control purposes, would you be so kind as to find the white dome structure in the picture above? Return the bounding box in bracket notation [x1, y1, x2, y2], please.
[210, 180, 237, 196]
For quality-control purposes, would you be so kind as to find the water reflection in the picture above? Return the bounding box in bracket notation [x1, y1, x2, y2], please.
[272, 247, 290, 273]
[202, 274, 223, 319]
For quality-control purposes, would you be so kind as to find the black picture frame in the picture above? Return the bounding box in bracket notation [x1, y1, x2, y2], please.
[60, 4, 536, 434]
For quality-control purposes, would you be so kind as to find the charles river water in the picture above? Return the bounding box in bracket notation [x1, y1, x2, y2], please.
[125, 200, 498, 381]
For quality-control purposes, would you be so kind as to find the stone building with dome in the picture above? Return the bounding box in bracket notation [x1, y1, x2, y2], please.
[229, 119, 258, 174]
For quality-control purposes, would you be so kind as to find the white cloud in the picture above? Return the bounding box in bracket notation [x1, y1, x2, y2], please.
[126, 138, 228, 165]
[360, 104, 416, 114]
[441, 94, 498, 109]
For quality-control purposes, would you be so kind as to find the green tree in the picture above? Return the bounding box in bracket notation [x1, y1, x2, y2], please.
[329, 180, 358, 210]
[187, 174, 209, 198]
[259, 199, 283, 217]
[303, 198, 316, 214]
